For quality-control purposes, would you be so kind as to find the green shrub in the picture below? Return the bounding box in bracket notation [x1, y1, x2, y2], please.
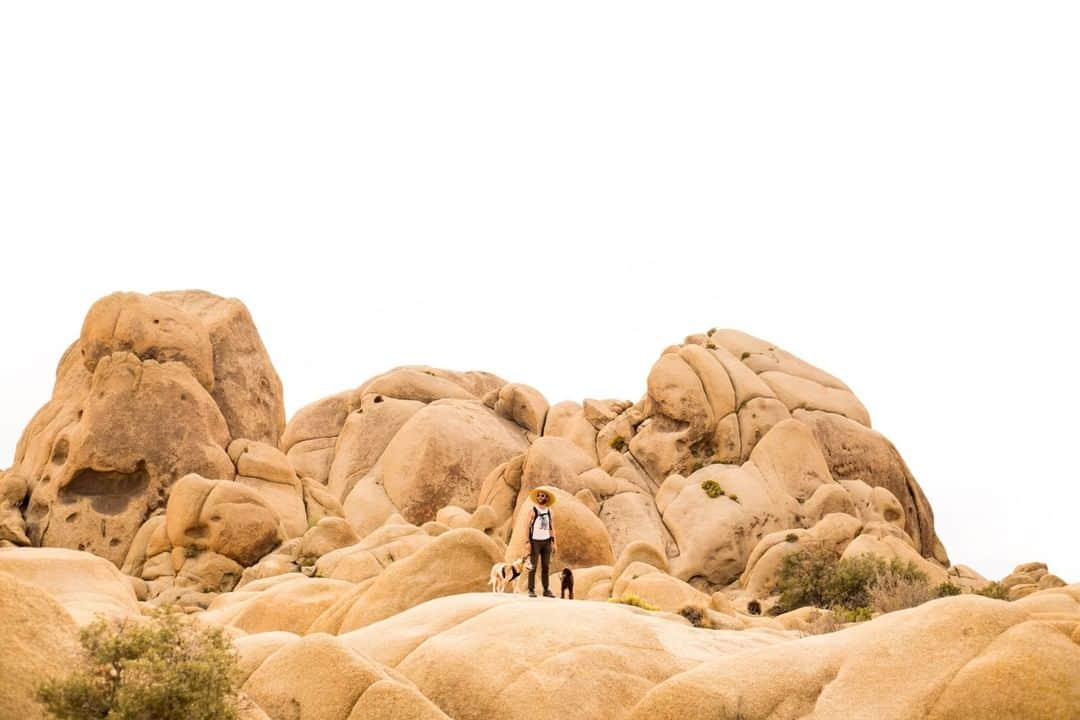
[935, 581, 962, 597]
[975, 581, 1010, 600]
[37, 606, 238, 720]
[775, 547, 930, 616]
[832, 606, 874, 623]
[776, 546, 839, 612]
[700, 480, 724, 498]
[608, 594, 659, 611]
[728, 493, 739, 503]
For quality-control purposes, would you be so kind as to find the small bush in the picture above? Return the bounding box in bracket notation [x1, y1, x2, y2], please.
[608, 594, 659, 611]
[700, 480, 724, 498]
[785, 533, 799, 543]
[706, 342, 718, 350]
[37, 606, 238, 720]
[832, 606, 874, 623]
[935, 581, 962, 597]
[867, 573, 932, 614]
[804, 609, 842, 635]
[776, 546, 839, 612]
[746, 599, 762, 616]
[975, 581, 1010, 600]
[610, 436, 627, 452]
[776, 547, 930, 616]
[679, 606, 712, 628]
[728, 493, 739, 503]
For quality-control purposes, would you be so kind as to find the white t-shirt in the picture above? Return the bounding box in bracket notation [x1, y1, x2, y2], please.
[531, 508, 553, 540]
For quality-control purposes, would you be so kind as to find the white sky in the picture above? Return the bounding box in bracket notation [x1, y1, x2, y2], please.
[1, 2, 1077, 582]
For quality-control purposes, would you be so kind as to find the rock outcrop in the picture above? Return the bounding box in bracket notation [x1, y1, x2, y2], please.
[3, 289, 1072, 720]
[629, 589, 1080, 720]
[6, 291, 283, 566]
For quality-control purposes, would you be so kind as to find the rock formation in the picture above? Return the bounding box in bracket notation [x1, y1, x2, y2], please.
[1, 290, 1075, 720]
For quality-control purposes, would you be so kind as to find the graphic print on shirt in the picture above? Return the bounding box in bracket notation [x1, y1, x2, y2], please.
[531, 509, 552, 540]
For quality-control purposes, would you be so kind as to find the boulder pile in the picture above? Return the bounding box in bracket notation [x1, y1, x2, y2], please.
[1, 290, 1076, 720]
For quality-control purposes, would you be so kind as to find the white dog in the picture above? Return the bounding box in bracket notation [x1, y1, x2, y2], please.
[489, 556, 532, 593]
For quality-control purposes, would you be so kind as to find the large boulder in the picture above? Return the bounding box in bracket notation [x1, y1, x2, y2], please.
[281, 367, 507, 485]
[0, 572, 81, 720]
[342, 399, 529, 534]
[7, 290, 283, 567]
[166, 473, 285, 567]
[316, 528, 504, 633]
[0, 546, 140, 624]
[337, 593, 792, 720]
[376, 401, 529, 525]
[152, 290, 285, 445]
[241, 633, 449, 720]
[795, 409, 947, 563]
[628, 591, 1080, 720]
[203, 575, 355, 635]
[506, 486, 615, 569]
[229, 439, 307, 538]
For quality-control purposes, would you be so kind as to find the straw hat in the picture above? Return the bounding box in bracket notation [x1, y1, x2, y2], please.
[528, 486, 558, 507]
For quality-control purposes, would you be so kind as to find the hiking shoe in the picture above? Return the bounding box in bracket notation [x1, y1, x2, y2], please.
[543, 590, 555, 598]
[528, 591, 536, 598]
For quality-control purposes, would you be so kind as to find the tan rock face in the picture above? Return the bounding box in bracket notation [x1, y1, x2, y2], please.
[0, 572, 80, 720]
[0, 546, 140, 625]
[795, 408, 945, 563]
[377, 401, 529, 525]
[152, 291, 285, 445]
[628, 592, 1080, 720]
[286, 369, 531, 536]
[166, 473, 285, 567]
[242, 633, 449, 720]
[8, 290, 283, 567]
[339, 593, 791, 720]
[28, 354, 234, 566]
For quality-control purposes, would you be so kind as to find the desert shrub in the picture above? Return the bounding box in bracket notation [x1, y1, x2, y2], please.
[679, 606, 712, 628]
[867, 572, 933, 613]
[608, 594, 659, 611]
[700, 480, 724, 498]
[975, 581, 1010, 600]
[804, 609, 842, 635]
[746, 599, 762, 616]
[37, 606, 238, 720]
[728, 493, 739, 503]
[776, 546, 840, 612]
[832, 606, 874, 623]
[776, 547, 930, 616]
[935, 581, 962, 597]
[610, 436, 627, 452]
[785, 533, 799, 543]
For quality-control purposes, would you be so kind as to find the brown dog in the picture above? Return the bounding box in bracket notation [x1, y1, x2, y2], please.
[560, 567, 574, 599]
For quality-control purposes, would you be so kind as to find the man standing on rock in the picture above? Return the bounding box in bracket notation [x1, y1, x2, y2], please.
[527, 487, 558, 598]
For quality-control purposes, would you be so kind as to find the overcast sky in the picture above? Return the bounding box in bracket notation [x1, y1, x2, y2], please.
[1, 2, 1077, 582]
